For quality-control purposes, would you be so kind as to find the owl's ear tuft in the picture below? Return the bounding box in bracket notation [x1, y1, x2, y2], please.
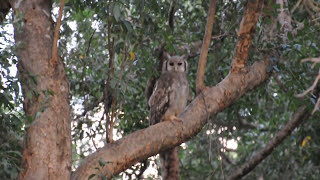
[181, 54, 188, 60]
[163, 52, 171, 60]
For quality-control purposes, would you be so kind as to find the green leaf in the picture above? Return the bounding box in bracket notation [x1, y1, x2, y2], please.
[113, 3, 121, 22]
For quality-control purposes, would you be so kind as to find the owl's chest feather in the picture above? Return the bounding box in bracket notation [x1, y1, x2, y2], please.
[167, 77, 188, 113]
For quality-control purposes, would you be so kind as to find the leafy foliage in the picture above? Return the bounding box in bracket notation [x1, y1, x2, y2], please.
[0, 15, 24, 179]
[1, 0, 320, 179]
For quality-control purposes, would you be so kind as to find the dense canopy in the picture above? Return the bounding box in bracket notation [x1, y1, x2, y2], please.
[1, 0, 320, 179]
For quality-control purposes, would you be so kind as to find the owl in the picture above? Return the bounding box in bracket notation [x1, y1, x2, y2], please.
[148, 55, 189, 125]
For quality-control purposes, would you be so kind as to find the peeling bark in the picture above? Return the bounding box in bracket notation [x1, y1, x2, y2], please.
[231, 0, 263, 73]
[12, 0, 72, 179]
[72, 59, 270, 180]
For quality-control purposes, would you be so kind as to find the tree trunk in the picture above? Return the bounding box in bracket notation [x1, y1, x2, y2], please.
[160, 146, 180, 180]
[11, 0, 72, 179]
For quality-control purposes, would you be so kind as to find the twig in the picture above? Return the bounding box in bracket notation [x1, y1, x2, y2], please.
[273, 73, 288, 92]
[291, 0, 303, 14]
[301, 57, 320, 68]
[50, 0, 65, 66]
[295, 74, 320, 98]
[312, 95, 320, 114]
[196, 0, 217, 94]
[227, 105, 309, 180]
[85, 29, 97, 56]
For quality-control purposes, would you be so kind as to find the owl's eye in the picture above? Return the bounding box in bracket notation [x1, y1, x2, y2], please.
[178, 62, 182, 66]
[169, 62, 174, 66]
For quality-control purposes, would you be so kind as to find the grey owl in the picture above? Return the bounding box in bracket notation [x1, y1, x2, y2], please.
[148, 55, 189, 125]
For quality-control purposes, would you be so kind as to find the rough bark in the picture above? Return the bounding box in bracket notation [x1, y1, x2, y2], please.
[160, 146, 180, 180]
[231, 0, 263, 73]
[227, 106, 310, 180]
[72, 59, 270, 180]
[11, 0, 72, 179]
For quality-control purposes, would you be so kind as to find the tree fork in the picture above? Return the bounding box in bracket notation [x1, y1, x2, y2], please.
[72, 59, 270, 179]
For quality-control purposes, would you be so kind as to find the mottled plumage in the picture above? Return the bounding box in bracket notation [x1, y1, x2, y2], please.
[148, 55, 189, 125]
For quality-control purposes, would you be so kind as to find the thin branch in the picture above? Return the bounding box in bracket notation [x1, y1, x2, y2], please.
[220, 150, 235, 165]
[85, 29, 97, 56]
[230, 0, 262, 73]
[105, 1, 115, 143]
[277, 0, 293, 42]
[273, 73, 288, 92]
[227, 105, 310, 180]
[312, 95, 320, 114]
[50, 0, 65, 66]
[295, 74, 320, 98]
[305, 0, 320, 12]
[238, 118, 259, 129]
[196, 0, 217, 94]
[301, 57, 320, 68]
[291, 0, 303, 14]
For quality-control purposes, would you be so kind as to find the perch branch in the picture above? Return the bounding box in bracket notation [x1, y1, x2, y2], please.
[71, 59, 270, 180]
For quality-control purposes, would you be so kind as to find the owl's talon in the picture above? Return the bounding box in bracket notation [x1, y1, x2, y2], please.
[169, 116, 182, 123]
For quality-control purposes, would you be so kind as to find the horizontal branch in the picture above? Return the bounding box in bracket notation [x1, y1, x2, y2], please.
[72, 59, 270, 180]
[227, 105, 310, 180]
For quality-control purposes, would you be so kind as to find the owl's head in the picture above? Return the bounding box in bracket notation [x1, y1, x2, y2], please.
[162, 54, 188, 73]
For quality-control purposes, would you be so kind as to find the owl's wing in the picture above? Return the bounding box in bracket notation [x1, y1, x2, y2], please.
[148, 77, 171, 125]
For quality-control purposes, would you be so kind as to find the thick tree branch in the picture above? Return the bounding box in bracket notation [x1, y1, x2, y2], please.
[72, 59, 270, 180]
[50, 0, 64, 66]
[227, 105, 310, 180]
[196, 0, 216, 94]
[230, 0, 262, 73]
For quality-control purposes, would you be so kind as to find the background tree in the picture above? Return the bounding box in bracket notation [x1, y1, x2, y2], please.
[0, 0, 320, 179]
